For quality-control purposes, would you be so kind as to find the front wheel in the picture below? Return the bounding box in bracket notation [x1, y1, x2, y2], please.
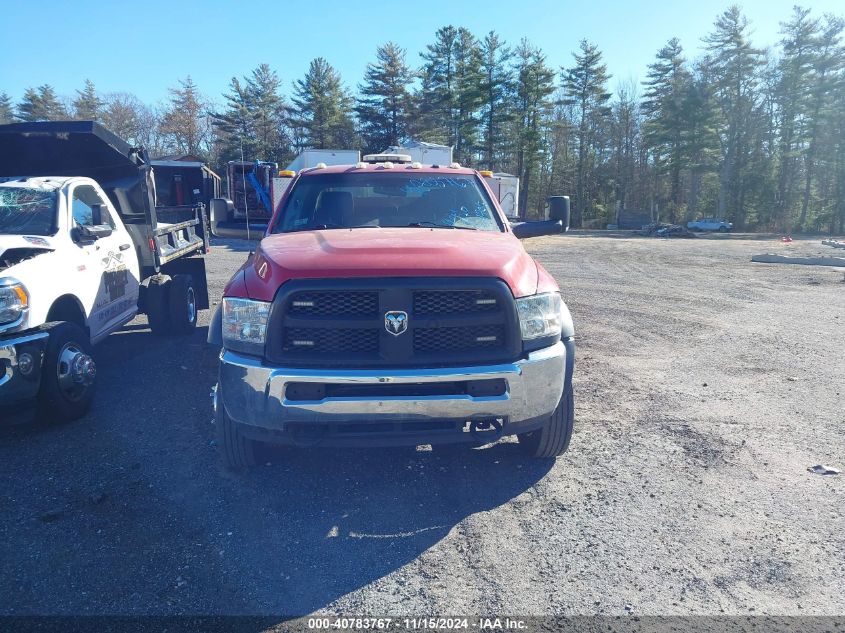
[718, 226, 728, 233]
[37, 322, 96, 423]
[517, 384, 574, 458]
[216, 395, 258, 470]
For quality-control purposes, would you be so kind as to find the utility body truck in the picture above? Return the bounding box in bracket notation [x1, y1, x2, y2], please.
[209, 154, 574, 468]
[0, 121, 210, 422]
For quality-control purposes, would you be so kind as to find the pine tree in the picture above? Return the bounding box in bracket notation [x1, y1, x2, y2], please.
[356, 42, 414, 153]
[159, 76, 209, 157]
[17, 85, 68, 121]
[479, 31, 514, 169]
[799, 14, 844, 230]
[452, 28, 484, 164]
[419, 26, 460, 146]
[291, 58, 356, 149]
[703, 6, 765, 228]
[563, 40, 612, 227]
[775, 6, 820, 230]
[213, 64, 289, 164]
[642, 38, 690, 222]
[0, 93, 13, 124]
[73, 79, 103, 120]
[513, 40, 556, 217]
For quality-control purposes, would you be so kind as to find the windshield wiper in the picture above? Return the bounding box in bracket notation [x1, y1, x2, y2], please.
[406, 221, 478, 230]
[284, 224, 380, 233]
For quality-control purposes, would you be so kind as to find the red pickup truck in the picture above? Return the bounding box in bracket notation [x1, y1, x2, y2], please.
[208, 160, 574, 468]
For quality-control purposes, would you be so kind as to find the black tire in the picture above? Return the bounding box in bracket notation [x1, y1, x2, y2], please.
[146, 275, 171, 335]
[517, 384, 574, 458]
[37, 322, 96, 423]
[718, 226, 728, 233]
[216, 397, 257, 470]
[168, 274, 198, 335]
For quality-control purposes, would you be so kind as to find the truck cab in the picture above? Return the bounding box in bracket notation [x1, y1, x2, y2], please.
[210, 157, 574, 468]
[0, 121, 210, 422]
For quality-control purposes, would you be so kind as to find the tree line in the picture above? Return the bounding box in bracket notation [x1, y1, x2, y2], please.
[2, 5, 844, 233]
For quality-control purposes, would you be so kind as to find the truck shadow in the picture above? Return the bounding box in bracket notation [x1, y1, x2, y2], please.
[0, 323, 554, 616]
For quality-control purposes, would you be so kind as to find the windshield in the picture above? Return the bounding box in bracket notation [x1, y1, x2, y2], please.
[0, 186, 58, 236]
[274, 173, 503, 233]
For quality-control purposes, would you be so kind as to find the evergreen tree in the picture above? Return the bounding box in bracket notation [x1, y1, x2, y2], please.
[17, 85, 68, 121]
[478, 31, 514, 169]
[0, 92, 13, 124]
[642, 38, 690, 221]
[419, 26, 460, 146]
[292, 58, 356, 149]
[513, 40, 556, 216]
[563, 40, 612, 227]
[452, 28, 484, 164]
[703, 6, 765, 227]
[799, 14, 844, 230]
[213, 64, 289, 164]
[73, 79, 102, 120]
[355, 42, 414, 153]
[775, 6, 820, 229]
[159, 76, 210, 157]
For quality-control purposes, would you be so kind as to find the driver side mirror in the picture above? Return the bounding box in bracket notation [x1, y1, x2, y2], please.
[547, 196, 570, 231]
[75, 224, 113, 242]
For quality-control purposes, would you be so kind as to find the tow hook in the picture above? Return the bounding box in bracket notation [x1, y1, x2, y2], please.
[469, 418, 504, 442]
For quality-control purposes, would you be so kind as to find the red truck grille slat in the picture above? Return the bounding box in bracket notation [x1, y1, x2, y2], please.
[266, 278, 520, 368]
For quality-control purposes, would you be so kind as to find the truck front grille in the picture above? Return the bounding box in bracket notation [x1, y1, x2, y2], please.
[267, 279, 520, 368]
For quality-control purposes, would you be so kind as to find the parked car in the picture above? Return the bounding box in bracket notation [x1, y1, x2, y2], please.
[0, 121, 210, 422]
[687, 217, 733, 232]
[208, 157, 575, 468]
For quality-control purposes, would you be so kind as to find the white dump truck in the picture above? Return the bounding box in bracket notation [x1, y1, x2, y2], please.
[0, 121, 210, 422]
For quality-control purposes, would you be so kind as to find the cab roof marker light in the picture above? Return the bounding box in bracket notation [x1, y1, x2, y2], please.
[410, 162, 422, 169]
[383, 162, 394, 169]
[315, 162, 327, 169]
[278, 169, 296, 177]
[355, 162, 367, 169]
[449, 162, 461, 169]
[479, 170, 494, 177]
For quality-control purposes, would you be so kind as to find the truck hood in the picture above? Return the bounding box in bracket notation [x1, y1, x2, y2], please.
[0, 234, 55, 272]
[241, 228, 541, 301]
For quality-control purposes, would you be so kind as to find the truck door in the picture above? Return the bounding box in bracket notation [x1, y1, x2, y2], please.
[69, 183, 141, 340]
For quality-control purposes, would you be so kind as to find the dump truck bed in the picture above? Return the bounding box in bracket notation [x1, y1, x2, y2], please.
[0, 121, 209, 276]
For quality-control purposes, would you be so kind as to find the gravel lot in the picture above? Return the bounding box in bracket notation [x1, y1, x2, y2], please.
[1, 232, 843, 617]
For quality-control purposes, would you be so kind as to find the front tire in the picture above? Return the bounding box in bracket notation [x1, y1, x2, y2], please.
[518, 384, 574, 458]
[146, 275, 171, 335]
[216, 397, 257, 470]
[37, 322, 96, 423]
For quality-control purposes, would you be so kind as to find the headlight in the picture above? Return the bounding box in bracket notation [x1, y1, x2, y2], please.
[516, 292, 562, 340]
[222, 297, 271, 355]
[0, 279, 29, 326]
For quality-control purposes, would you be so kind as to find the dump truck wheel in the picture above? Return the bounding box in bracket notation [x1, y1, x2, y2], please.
[518, 384, 574, 458]
[168, 274, 197, 335]
[146, 275, 171, 335]
[216, 398, 257, 470]
[38, 322, 96, 423]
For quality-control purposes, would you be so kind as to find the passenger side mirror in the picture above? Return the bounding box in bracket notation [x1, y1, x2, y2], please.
[510, 219, 564, 239]
[547, 196, 570, 231]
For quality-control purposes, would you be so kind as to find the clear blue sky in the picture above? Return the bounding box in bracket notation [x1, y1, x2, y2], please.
[1, 0, 842, 107]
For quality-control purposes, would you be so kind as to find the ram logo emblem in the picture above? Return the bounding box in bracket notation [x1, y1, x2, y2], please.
[384, 311, 409, 336]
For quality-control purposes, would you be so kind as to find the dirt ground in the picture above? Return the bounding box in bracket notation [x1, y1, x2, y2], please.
[0, 232, 843, 618]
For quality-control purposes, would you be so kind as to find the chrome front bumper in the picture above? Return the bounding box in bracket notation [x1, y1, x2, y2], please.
[217, 341, 566, 435]
[0, 330, 49, 412]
